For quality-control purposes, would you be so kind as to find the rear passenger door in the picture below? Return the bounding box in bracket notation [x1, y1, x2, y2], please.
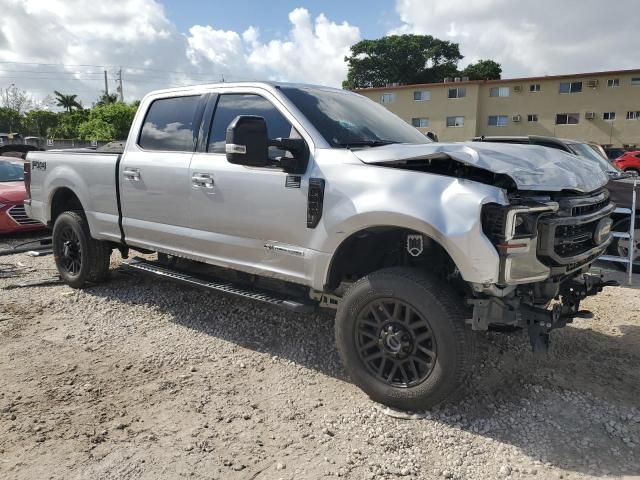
[120, 94, 206, 252]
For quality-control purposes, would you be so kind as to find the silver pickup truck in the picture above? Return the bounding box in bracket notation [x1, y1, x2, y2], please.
[25, 82, 616, 410]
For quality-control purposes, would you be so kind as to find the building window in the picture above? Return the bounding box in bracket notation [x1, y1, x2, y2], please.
[607, 78, 620, 87]
[448, 87, 466, 99]
[603, 112, 616, 121]
[530, 84, 541, 92]
[489, 87, 510, 97]
[413, 90, 431, 101]
[559, 81, 583, 94]
[631, 78, 640, 86]
[556, 113, 580, 125]
[446, 116, 465, 127]
[380, 93, 396, 104]
[627, 111, 640, 120]
[527, 114, 539, 122]
[411, 117, 430, 128]
[488, 115, 509, 126]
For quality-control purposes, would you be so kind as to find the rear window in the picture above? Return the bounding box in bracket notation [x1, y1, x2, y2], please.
[138, 96, 201, 151]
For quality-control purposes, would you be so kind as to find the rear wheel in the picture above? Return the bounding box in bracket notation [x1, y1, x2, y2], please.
[335, 267, 474, 411]
[624, 168, 640, 175]
[52, 211, 111, 288]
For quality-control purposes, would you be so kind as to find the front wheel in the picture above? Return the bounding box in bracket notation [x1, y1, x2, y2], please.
[52, 211, 111, 288]
[335, 267, 474, 411]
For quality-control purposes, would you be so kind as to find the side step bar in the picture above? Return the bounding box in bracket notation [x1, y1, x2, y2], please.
[122, 257, 316, 314]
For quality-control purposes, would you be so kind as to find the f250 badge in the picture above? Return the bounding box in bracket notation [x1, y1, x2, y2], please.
[32, 160, 47, 171]
[406, 234, 424, 257]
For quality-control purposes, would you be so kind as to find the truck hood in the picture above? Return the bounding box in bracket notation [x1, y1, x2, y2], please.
[352, 142, 608, 193]
[0, 181, 27, 203]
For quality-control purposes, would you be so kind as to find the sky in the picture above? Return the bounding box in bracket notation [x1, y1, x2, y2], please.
[0, 0, 639, 107]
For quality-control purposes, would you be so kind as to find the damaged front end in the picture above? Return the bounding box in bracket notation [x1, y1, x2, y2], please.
[470, 189, 617, 352]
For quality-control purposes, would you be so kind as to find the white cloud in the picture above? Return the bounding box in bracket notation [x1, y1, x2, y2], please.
[391, 0, 640, 78]
[0, 0, 187, 105]
[187, 8, 360, 86]
[0, 1, 360, 106]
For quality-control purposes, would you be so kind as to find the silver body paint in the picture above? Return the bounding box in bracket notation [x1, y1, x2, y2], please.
[25, 82, 608, 292]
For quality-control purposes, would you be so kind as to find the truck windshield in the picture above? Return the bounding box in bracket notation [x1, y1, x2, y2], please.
[280, 87, 430, 148]
[0, 160, 24, 182]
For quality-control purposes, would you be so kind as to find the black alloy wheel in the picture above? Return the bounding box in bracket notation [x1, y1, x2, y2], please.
[57, 225, 83, 276]
[355, 298, 436, 388]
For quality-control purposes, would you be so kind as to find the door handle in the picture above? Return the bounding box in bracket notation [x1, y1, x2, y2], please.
[123, 168, 141, 181]
[192, 173, 214, 188]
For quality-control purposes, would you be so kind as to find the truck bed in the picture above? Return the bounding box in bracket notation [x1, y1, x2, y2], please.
[26, 150, 123, 243]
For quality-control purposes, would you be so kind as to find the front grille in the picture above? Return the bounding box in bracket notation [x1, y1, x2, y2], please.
[554, 222, 600, 257]
[572, 198, 609, 217]
[537, 191, 614, 269]
[7, 204, 41, 225]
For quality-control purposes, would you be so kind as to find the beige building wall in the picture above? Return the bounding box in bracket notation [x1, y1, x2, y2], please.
[357, 69, 640, 147]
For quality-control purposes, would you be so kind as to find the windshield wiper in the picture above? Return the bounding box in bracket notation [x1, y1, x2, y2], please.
[336, 140, 399, 149]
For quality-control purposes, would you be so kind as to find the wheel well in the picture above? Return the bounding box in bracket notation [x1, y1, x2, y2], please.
[325, 227, 459, 292]
[50, 188, 83, 226]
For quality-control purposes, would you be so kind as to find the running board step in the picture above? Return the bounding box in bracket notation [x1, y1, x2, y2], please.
[122, 258, 315, 313]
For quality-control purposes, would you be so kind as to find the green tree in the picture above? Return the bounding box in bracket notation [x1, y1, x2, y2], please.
[23, 110, 59, 137]
[462, 59, 502, 80]
[48, 110, 89, 138]
[95, 92, 119, 106]
[77, 102, 138, 140]
[53, 90, 83, 112]
[343, 34, 463, 89]
[0, 107, 22, 133]
[78, 118, 116, 141]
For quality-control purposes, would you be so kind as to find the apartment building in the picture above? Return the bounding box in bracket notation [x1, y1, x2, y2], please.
[356, 68, 640, 147]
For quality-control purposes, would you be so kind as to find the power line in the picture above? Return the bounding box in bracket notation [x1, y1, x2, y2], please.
[0, 60, 230, 78]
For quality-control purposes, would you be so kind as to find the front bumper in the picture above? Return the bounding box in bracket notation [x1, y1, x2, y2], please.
[492, 190, 615, 284]
[469, 273, 618, 351]
[0, 203, 46, 234]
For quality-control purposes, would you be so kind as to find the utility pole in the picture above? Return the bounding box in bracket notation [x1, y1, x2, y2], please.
[104, 70, 109, 97]
[116, 68, 124, 102]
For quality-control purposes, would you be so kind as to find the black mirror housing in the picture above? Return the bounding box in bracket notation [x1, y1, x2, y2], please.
[225, 115, 269, 167]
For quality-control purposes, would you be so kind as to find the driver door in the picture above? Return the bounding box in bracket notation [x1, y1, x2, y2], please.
[188, 92, 313, 284]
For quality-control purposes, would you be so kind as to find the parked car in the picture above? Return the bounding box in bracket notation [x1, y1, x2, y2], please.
[473, 135, 639, 271]
[0, 157, 45, 234]
[612, 150, 640, 173]
[605, 147, 627, 161]
[25, 83, 615, 410]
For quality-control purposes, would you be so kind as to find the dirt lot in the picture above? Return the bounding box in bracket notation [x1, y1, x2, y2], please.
[1, 233, 639, 480]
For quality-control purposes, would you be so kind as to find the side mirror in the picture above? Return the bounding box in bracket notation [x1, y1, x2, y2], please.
[225, 115, 269, 167]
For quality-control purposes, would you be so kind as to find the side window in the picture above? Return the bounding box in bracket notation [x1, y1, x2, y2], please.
[138, 96, 201, 151]
[208, 94, 295, 159]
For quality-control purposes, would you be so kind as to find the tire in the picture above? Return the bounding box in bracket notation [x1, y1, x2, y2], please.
[608, 217, 640, 274]
[624, 168, 640, 175]
[335, 267, 475, 411]
[52, 211, 111, 288]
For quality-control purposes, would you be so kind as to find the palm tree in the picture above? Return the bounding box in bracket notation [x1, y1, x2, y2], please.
[95, 92, 119, 106]
[53, 91, 82, 112]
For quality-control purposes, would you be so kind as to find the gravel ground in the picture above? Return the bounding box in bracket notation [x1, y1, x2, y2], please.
[1, 234, 639, 480]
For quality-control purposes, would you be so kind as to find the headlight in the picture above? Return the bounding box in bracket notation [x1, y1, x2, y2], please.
[482, 201, 559, 284]
[482, 202, 558, 243]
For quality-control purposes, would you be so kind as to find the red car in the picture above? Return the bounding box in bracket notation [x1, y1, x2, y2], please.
[0, 157, 46, 234]
[613, 150, 640, 174]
